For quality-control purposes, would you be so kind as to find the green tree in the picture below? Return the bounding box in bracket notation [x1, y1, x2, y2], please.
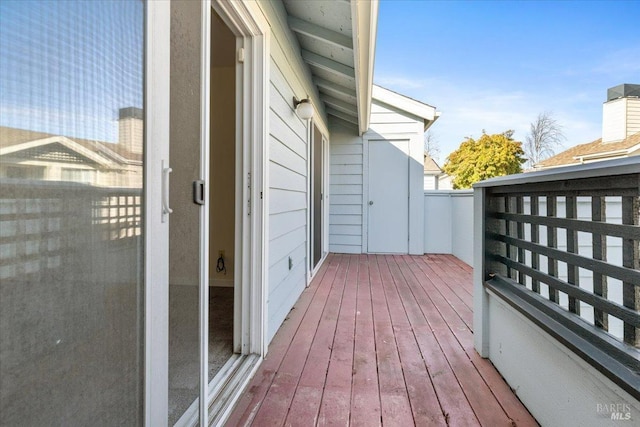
[443, 131, 526, 189]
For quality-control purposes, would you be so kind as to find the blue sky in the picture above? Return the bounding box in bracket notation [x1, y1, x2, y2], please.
[0, 0, 143, 143]
[374, 0, 640, 162]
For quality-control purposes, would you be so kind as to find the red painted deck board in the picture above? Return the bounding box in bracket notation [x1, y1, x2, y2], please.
[225, 254, 538, 427]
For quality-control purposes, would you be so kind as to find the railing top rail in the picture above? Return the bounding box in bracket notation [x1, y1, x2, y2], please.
[473, 157, 640, 189]
[423, 189, 474, 196]
[0, 178, 141, 196]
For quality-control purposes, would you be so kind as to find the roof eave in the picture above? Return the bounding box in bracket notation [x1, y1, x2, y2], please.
[351, 0, 379, 135]
[424, 112, 441, 132]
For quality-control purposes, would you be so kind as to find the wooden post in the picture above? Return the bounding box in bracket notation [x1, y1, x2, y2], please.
[566, 195, 580, 315]
[622, 196, 639, 346]
[592, 196, 608, 331]
[547, 196, 559, 304]
[531, 196, 540, 294]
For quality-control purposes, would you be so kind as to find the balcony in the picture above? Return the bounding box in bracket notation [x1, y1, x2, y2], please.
[225, 253, 536, 426]
[473, 157, 640, 425]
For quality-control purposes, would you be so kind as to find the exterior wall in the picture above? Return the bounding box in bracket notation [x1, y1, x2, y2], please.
[602, 97, 640, 143]
[423, 191, 452, 254]
[260, 1, 329, 342]
[423, 174, 437, 190]
[627, 98, 640, 137]
[423, 190, 473, 265]
[487, 293, 640, 426]
[364, 101, 424, 254]
[328, 121, 363, 254]
[438, 174, 453, 190]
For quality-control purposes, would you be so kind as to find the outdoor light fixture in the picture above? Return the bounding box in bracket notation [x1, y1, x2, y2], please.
[293, 97, 314, 120]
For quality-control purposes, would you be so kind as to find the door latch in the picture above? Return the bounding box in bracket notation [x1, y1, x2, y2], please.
[193, 180, 205, 205]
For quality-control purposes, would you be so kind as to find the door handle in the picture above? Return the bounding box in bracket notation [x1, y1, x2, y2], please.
[193, 180, 205, 205]
[162, 161, 173, 222]
[369, 201, 374, 206]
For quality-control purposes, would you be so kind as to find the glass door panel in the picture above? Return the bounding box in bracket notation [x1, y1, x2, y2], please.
[0, 1, 145, 425]
[168, 1, 204, 424]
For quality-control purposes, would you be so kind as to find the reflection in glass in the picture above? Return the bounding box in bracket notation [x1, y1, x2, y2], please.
[0, 1, 144, 425]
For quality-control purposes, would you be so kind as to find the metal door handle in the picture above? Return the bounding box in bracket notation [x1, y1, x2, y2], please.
[162, 161, 173, 221]
[369, 201, 374, 205]
[193, 180, 205, 205]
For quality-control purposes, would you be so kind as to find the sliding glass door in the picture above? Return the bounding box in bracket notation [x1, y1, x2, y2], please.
[0, 1, 145, 425]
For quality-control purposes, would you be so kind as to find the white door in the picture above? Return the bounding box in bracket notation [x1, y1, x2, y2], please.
[367, 139, 410, 253]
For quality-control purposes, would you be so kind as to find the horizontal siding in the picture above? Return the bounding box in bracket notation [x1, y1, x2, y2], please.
[269, 188, 306, 215]
[329, 204, 361, 215]
[628, 98, 640, 136]
[329, 234, 361, 246]
[270, 136, 306, 176]
[370, 111, 417, 124]
[368, 122, 423, 135]
[330, 224, 361, 235]
[330, 163, 362, 175]
[330, 184, 361, 195]
[329, 244, 361, 254]
[270, 210, 306, 240]
[329, 123, 363, 254]
[270, 162, 306, 192]
[369, 100, 424, 136]
[267, 52, 309, 344]
[329, 214, 361, 225]
[267, 260, 306, 341]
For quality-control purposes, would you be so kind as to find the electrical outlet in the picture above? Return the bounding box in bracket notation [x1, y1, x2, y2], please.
[218, 250, 225, 258]
[288, 256, 293, 270]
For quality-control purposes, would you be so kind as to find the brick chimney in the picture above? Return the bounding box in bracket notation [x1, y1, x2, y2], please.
[602, 84, 640, 143]
[118, 107, 143, 154]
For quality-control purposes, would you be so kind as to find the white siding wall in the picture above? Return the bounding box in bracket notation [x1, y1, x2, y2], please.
[602, 97, 640, 143]
[328, 121, 363, 254]
[366, 101, 425, 255]
[602, 98, 626, 143]
[328, 101, 426, 255]
[627, 98, 640, 137]
[423, 174, 437, 190]
[260, 1, 329, 343]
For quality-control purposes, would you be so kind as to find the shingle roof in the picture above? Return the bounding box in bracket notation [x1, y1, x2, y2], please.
[423, 155, 442, 173]
[0, 126, 141, 162]
[535, 131, 640, 168]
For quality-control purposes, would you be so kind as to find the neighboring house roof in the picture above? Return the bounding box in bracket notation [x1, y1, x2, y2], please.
[282, 0, 378, 135]
[535, 131, 640, 169]
[372, 85, 440, 131]
[0, 126, 141, 166]
[423, 155, 442, 174]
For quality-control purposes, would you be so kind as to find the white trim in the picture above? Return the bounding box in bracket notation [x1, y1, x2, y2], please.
[306, 118, 312, 284]
[323, 135, 330, 256]
[212, 0, 268, 359]
[199, 1, 212, 425]
[372, 85, 437, 121]
[0, 136, 115, 167]
[362, 135, 370, 252]
[144, 1, 170, 425]
[475, 156, 640, 188]
[351, 0, 379, 135]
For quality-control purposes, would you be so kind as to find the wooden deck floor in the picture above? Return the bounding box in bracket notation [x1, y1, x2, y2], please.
[225, 254, 538, 426]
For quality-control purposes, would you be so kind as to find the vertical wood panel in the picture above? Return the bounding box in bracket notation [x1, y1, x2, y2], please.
[530, 196, 540, 294]
[566, 195, 580, 315]
[592, 196, 608, 330]
[546, 196, 559, 303]
[622, 196, 639, 346]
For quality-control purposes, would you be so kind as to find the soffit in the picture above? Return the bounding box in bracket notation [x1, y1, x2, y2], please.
[283, 0, 364, 131]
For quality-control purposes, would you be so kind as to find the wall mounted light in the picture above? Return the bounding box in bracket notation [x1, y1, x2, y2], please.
[293, 96, 314, 120]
